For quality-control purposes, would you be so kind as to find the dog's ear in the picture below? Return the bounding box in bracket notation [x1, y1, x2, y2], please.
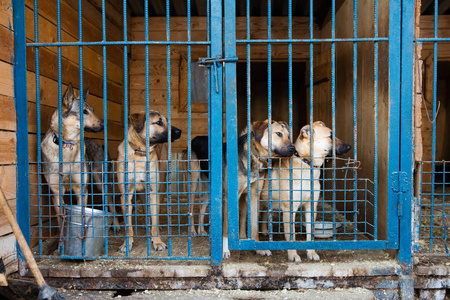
[62, 83, 75, 109]
[314, 121, 325, 127]
[83, 86, 90, 101]
[300, 124, 311, 139]
[129, 113, 146, 134]
[252, 120, 269, 142]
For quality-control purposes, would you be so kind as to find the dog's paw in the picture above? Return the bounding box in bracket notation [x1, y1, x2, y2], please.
[200, 227, 208, 236]
[118, 243, 130, 253]
[223, 250, 231, 259]
[190, 227, 198, 236]
[288, 254, 301, 263]
[256, 250, 272, 257]
[152, 240, 167, 251]
[307, 250, 320, 261]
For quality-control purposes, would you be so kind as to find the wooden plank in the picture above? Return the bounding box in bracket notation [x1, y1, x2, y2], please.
[129, 59, 180, 76]
[24, 7, 124, 86]
[87, 0, 123, 30]
[0, 0, 13, 30]
[0, 131, 16, 164]
[63, 0, 123, 42]
[130, 73, 179, 90]
[0, 166, 16, 201]
[0, 24, 13, 64]
[26, 46, 124, 105]
[0, 61, 13, 98]
[0, 95, 16, 131]
[0, 199, 16, 236]
[131, 16, 317, 36]
[25, 0, 124, 67]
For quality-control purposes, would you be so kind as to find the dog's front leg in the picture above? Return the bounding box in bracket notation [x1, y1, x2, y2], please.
[283, 210, 301, 262]
[305, 198, 320, 261]
[149, 182, 167, 251]
[48, 178, 65, 228]
[119, 185, 135, 253]
[72, 170, 88, 207]
[250, 182, 271, 257]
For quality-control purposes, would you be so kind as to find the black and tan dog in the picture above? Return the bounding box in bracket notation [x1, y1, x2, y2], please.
[116, 111, 181, 253]
[41, 83, 104, 225]
[260, 121, 351, 262]
[189, 120, 296, 259]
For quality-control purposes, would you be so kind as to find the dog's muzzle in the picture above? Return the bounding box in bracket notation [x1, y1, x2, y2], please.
[171, 127, 182, 142]
[274, 144, 296, 157]
[335, 143, 352, 155]
[85, 121, 104, 133]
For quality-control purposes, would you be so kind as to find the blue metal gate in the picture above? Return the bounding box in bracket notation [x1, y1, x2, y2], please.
[222, 0, 407, 257]
[12, 0, 418, 267]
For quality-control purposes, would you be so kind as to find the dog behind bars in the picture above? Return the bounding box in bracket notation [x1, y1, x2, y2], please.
[41, 83, 104, 226]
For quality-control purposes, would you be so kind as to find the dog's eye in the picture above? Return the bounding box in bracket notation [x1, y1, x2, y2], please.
[156, 120, 163, 126]
[83, 109, 88, 114]
[276, 132, 282, 137]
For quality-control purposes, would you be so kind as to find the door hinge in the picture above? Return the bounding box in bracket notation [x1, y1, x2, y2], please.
[197, 56, 239, 93]
[391, 171, 409, 217]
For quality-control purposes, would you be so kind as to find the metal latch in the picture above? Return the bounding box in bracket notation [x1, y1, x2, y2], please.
[391, 171, 409, 217]
[391, 171, 408, 193]
[197, 56, 238, 93]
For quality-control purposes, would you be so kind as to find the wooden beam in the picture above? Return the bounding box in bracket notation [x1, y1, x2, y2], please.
[151, 0, 166, 16]
[438, 0, 450, 14]
[127, 0, 144, 17]
[172, 0, 187, 16]
[194, 0, 208, 16]
[421, 0, 434, 14]
[236, 0, 246, 17]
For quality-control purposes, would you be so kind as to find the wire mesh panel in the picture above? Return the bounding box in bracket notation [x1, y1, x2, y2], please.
[415, 1, 450, 256]
[25, 0, 221, 260]
[224, 0, 400, 257]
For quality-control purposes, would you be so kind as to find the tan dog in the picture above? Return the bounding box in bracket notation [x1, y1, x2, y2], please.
[189, 120, 296, 259]
[260, 121, 351, 262]
[41, 83, 104, 225]
[116, 111, 181, 253]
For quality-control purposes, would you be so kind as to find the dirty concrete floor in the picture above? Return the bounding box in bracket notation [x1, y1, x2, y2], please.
[60, 288, 376, 300]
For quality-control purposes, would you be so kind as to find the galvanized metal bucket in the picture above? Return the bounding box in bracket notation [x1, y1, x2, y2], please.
[62, 205, 113, 259]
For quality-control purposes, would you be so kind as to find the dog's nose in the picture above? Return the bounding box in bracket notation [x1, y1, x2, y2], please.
[345, 144, 352, 151]
[288, 145, 296, 154]
[100, 121, 104, 129]
[174, 128, 182, 136]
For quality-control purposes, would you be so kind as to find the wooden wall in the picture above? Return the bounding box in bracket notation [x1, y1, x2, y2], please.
[0, 0, 17, 274]
[0, 0, 126, 266]
[129, 17, 318, 153]
[314, 0, 390, 240]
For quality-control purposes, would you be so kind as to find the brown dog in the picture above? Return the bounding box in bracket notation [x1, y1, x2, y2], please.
[189, 120, 296, 259]
[41, 83, 104, 225]
[116, 111, 181, 253]
[260, 121, 351, 262]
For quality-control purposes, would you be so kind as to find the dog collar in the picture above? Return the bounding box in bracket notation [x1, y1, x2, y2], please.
[52, 131, 75, 150]
[301, 157, 312, 166]
[129, 142, 147, 156]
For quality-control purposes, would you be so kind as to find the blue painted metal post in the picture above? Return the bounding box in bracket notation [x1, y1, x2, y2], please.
[399, 0, 415, 298]
[13, 0, 31, 259]
[387, 0, 402, 250]
[224, 0, 239, 250]
[209, 0, 223, 265]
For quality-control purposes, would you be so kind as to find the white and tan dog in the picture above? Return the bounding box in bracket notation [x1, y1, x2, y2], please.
[260, 121, 351, 262]
[41, 83, 104, 225]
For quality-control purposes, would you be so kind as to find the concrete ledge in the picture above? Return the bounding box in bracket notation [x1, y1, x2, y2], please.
[223, 260, 398, 278]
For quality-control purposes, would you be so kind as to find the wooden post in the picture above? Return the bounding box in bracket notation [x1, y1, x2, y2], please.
[414, 0, 424, 197]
